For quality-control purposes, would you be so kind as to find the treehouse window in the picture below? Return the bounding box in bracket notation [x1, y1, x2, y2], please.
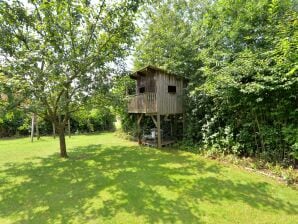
[168, 85, 176, 93]
[139, 86, 145, 93]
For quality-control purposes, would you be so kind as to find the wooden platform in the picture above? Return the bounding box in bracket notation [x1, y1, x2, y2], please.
[142, 139, 176, 147]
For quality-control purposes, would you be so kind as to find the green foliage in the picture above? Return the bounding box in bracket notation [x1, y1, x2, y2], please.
[73, 108, 115, 133]
[0, 109, 30, 137]
[196, 0, 298, 164]
[110, 75, 137, 134]
[134, 0, 298, 165]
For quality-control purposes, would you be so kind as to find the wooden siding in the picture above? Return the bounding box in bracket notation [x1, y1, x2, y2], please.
[156, 72, 184, 115]
[128, 66, 184, 115]
[136, 72, 156, 94]
[127, 92, 157, 113]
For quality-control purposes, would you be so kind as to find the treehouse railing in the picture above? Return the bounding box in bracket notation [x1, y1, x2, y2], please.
[127, 92, 157, 113]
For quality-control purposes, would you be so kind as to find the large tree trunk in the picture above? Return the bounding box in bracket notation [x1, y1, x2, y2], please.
[58, 125, 68, 158]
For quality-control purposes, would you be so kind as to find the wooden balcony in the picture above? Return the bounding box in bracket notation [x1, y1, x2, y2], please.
[127, 92, 157, 114]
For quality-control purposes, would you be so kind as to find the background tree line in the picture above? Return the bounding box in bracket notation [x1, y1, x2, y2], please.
[0, 105, 115, 138]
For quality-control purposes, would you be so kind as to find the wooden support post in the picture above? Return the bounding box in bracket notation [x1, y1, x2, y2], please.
[30, 114, 35, 142]
[36, 115, 40, 140]
[137, 114, 143, 145]
[52, 122, 56, 139]
[170, 115, 173, 137]
[157, 114, 161, 148]
[150, 115, 157, 127]
[182, 114, 185, 138]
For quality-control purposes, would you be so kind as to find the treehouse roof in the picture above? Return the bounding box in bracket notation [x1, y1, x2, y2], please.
[129, 65, 186, 80]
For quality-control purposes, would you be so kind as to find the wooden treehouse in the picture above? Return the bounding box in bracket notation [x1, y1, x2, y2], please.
[127, 65, 186, 148]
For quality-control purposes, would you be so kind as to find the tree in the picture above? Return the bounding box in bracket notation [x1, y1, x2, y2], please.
[0, 0, 142, 157]
[134, 0, 208, 76]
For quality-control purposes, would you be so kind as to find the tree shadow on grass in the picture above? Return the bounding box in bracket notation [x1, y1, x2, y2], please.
[0, 144, 297, 223]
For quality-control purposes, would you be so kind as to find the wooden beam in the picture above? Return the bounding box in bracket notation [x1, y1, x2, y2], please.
[137, 113, 143, 124]
[150, 115, 157, 127]
[182, 114, 185, 137]
[137, 114, 143, 145]
[157, 114, 161, 148]
[170, 115, 173, 137]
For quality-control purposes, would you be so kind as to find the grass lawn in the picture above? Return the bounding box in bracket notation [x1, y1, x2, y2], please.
[0, 133, 297, 224]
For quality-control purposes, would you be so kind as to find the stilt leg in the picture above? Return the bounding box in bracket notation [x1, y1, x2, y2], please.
[137, 114, 143, 145]
[157, 114, 161, 148]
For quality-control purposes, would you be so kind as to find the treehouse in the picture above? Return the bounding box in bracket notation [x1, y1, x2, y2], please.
[127, 65, 186, 148]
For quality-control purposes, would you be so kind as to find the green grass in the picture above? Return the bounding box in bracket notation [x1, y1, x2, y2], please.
[0, 133, 297, 224]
